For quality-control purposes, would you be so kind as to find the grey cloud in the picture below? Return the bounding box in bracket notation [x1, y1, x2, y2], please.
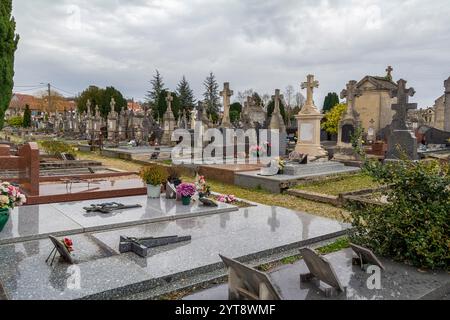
[11, 0, 450, 107]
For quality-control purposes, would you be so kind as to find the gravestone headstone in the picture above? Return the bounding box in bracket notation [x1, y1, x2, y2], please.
[299, 247, 345, 297]
[350, 243, 385, 271]
[219, 254, 282, 300]
[220, 82, 234, 128]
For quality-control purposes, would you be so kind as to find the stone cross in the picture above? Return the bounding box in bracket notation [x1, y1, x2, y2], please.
[390, 79, 417, 130]
[110, 97, 116, 113]
[220, 82, 233, 127]
[272, 89, 283, 114]
[301, 74, 319, 109]
[341, 80, 362, 114]
[386, 66, 393, 80]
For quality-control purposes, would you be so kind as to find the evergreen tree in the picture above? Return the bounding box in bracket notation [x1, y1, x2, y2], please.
[22, 104, 31, 128]
[322, 92, 339, 113]
[0, 0, 19, 129]
[229, 102, 242, 123]
[176, 75, 196, 113]
[146, 69, 165, 106]
[203, 72, 220, 118]
[154, 90, 180, 121]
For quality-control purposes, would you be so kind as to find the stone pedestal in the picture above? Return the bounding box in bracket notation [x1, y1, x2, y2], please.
[295, 113, 328, 159]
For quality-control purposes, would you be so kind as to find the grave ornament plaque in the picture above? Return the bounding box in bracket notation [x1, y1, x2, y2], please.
[219, 254, 282, 300]
[299, 247, 345, 297]
[46, 235, 75, 266]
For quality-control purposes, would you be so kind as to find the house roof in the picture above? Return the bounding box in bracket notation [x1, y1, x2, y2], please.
[9, 93, 76, 112]
[356, 75, 398, 91]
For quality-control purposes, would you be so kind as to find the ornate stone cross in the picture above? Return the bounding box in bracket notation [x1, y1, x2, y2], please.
[386, 66, 393, 80]
[301, 74, 319, 109]
[341, 80, 362, 114]
[272, 89, 283, 114]
[220, 82, 233, 126]
[390, 79, 417, 130]
[166, 92, 173, 107]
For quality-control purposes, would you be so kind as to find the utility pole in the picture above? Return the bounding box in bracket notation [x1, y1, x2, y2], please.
[47, 83, 52, 115]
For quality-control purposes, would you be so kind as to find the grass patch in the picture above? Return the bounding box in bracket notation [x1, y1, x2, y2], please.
[294, 173, 380, 196]
[77, 151, 144, 172]
[182, 176, 350, 221]
[316, 237, 350, 254]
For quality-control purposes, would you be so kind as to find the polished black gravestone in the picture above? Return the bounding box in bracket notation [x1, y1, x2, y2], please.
[119, 235, 192, 258]
[299, 247, 345, 297]
[219, 254, 282, 300]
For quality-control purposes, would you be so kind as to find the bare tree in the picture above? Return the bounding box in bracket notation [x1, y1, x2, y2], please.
[236, 89, 254, 105]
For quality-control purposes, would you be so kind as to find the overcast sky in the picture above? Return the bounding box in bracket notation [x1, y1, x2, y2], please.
[11, 0, 450, 108]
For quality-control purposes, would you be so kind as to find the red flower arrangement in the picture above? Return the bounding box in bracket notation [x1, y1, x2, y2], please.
[63, 237, 74, 252]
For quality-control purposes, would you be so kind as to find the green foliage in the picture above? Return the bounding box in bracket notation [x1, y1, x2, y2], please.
[22, 104, 31, 128]
[176, 75, 196, 114]
[203, 72, 220, 118]
[229, 102, 242, 123]
[38, 140, 77, 156]
[146, 69, 165, 106]
[7, 115, 23, 127]
[322, 92, 340, 114]
[139, 165, 169, 186]
[321, 103, 347, 135]
[348, 159, 450, 270]
[317, 237, 350, 254]
[0, 0, 19, 129]
[76, 85, 127, 117]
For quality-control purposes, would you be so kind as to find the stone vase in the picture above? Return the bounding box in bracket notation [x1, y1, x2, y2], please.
[0, 208, 10, 232]
[147, 184, 161, 198]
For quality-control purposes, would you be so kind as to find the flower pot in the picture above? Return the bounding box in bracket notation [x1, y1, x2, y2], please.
[147, 184, 161, 198]
[0, 208, 10, 233]
[181, 196, 191, 205]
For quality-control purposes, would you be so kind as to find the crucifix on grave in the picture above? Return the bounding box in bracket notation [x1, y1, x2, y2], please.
[390, 79, 417, 130]
[220, 82, 233, 128]
[294, 74, 327, 159]
[301, 74, 319, 113]
[337, 80, 362, 146]
[161, 92, 176, 145]
[386, 79, 418, 160]
[385, 66, 393, 81]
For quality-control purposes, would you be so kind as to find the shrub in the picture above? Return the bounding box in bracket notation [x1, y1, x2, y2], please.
[38, 140, 77, 157]
[348, 159, 450, 270]
[139, 165, 168, 186]
[7, 116, 23, 128]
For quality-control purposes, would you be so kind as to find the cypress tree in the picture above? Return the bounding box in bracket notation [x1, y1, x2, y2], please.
[176, 75, 196, 113]
[0, 0, 19, 129]
[202, 72, 220, 118]
[23, 104, 31, 128]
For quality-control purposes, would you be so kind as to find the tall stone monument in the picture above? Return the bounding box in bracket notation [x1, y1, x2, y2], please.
[161, 92, 177, 146]
[386, 79, 418, 160]
[334, 80, 362, 161]
[444, 77, 450, 132]
[269, 89, 287, 156]
[107, 98, 118, 141]
[220, 82, 233, 128]
[294, 74, 327, 159]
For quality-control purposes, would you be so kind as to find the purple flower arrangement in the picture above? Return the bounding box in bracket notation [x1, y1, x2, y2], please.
[176, 183, 196, 198]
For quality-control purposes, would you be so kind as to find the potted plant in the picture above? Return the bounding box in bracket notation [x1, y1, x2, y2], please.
[0, 182, 27, 232]
[176, 183, 196, 205]
[139, 165, 168, 198]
